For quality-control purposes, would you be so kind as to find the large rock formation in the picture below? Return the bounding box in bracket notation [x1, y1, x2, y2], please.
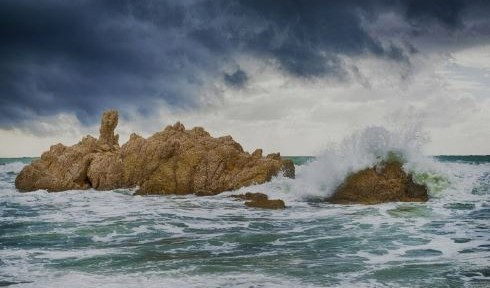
[327, 160, 428, 204]
[15, 110, 295, 195]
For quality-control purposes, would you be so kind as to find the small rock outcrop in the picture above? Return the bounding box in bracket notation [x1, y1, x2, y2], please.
[15, 110, 295, 195]
[231, 192, 269, 201]
[327, 160, 428, 204]
[232, 192, 286, 209]
[245, 198, 286, 209]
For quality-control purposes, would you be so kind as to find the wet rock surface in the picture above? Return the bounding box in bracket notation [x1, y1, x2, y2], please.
[232, 192, 286, 209]
[15, 110, 295, 195]
[231, 192, 269, 201]
[245, 198, 286, 209]
[327, 160, 429, 204]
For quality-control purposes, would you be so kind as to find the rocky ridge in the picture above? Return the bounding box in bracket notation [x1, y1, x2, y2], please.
[15, 110, 295, 195]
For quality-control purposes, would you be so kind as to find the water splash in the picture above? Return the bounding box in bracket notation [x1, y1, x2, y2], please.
[0, 162, 26, 174]
[291, 124, 432, 200]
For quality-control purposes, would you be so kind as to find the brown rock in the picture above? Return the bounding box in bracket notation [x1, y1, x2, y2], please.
[231, 192, 269, 201]
[97, 110, 119, 151]
[15, 136, 98, 192]
[327, 160, 429, 204]
[245, 198, 286, 209]
[281, 159, 295, 179]
[123, 122, 295, 195]
[232, 192, 286, 209]
[87, 152, 123, 190]
[15, 110, 295, 195]
[251, 149, 263, 158]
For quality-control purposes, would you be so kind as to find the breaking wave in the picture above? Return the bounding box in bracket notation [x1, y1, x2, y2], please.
[288, 122, 436, 199]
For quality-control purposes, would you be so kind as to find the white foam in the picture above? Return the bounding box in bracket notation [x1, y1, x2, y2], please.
[4, 271, 323, 288]
[0, 161, 26, 174]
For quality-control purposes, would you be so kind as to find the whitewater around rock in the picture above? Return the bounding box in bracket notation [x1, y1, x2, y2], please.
[15, 110, 295, 195]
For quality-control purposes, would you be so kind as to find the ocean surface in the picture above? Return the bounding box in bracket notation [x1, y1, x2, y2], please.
[1, 153, 489, 287]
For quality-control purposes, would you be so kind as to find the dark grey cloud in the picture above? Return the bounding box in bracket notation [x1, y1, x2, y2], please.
[224, 69, 248, 88]
[1, 0, 489, 129]
[405, 0, 465, 27]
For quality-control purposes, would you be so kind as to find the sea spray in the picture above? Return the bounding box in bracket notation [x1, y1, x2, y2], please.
[291, 124, 435, 200]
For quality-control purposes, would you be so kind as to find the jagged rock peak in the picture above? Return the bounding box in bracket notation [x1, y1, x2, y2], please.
[97, 109, 119, 150]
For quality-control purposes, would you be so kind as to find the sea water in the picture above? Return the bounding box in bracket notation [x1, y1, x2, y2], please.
[0, 128, 489, 287]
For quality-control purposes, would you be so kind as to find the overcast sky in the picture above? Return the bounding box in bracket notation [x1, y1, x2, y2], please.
[1, 0, 490, 157]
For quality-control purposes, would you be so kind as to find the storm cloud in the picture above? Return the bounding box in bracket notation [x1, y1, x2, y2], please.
[224, 69, 248, 88]
[1, 0, 489, 128]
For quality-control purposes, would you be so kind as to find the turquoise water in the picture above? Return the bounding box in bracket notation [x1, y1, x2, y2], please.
[1, 156, 489, 287]
[434, 155, 490, 164]
[0, 157, 35, 165]
[283, 156, 315, 166]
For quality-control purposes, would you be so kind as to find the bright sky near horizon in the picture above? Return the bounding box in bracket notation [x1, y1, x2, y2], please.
[1, 0, 490, 157]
